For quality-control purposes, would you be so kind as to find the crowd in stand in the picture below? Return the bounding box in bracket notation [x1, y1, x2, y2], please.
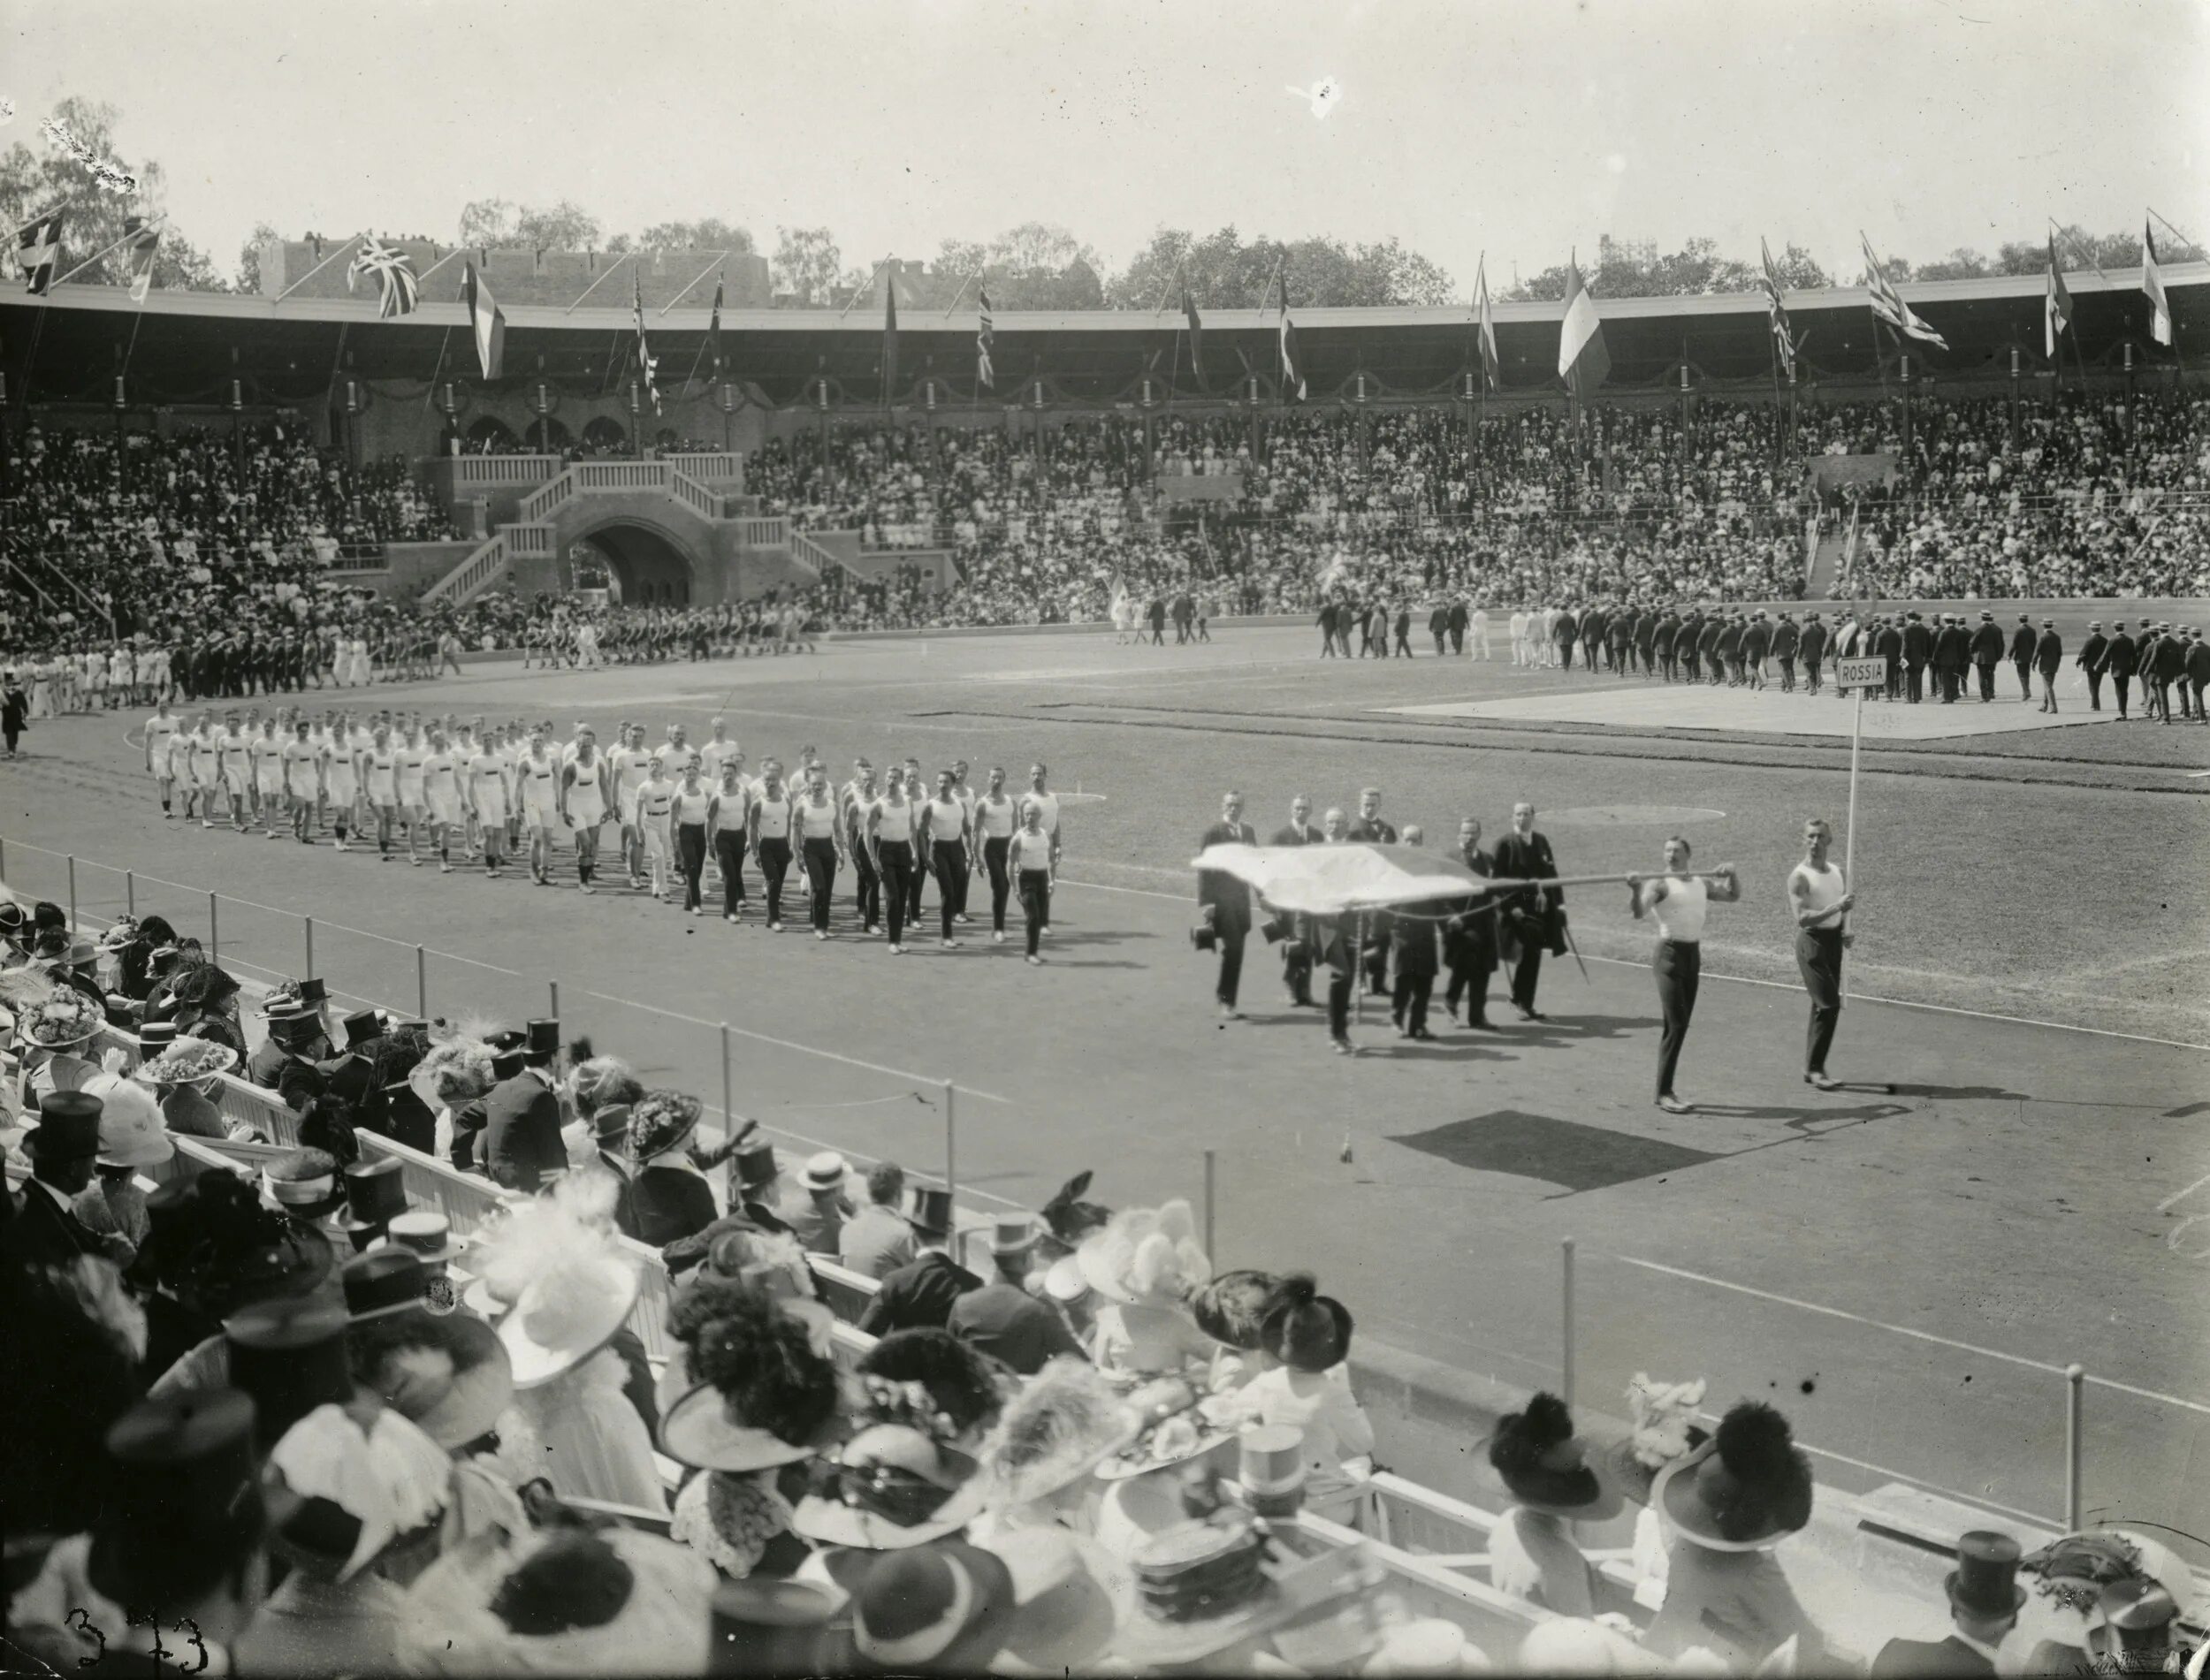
[4, 897, 2203, 1675]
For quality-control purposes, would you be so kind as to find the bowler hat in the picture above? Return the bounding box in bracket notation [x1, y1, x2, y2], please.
[526, 1017, 560, 1057]
[1946, 1530, 2026, 1618]
[335, 1157, 409, 1235]
[906, 1185, 956, 1238]
[25, 1090, 103, 1159]
[87, 1389, 268, 1615]
[225, 1297, 357, 1447]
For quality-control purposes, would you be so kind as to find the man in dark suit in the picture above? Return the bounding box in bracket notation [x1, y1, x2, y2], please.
[484, 1018, 566, 1193]
[857, 1188, 981, 1335]
[1770, 612, 1799, 692]
[2008, 614, 2037, 702]
[1196, 791, 1257, 1019]
[946, 1214, 1086, 1376]
[2075, 620, 2109, 711]
[1654, 609, 1680, 681]
[1145, 596, 1167, 646]
[1388, 841, 1440, 1040]
[1677, 609, 1703, 681]
[2033, 619, 2063, 714]
[1491, 802, 1563, 1022]
[1442, 817, 1501, 1028]
[3, 1093, 117, 1266]
[1714, 614, 1744, 688]
[1901, 611, 1932, 703]
[1552, 606, 1579, 670]
[1581, 604, 1604, 673]
[1741, 612, 1772, 691]
[1446, 598, 1469, 656]
[2151, 620, 2188, 722]
[1798, 612, 1828, 695]
[1876, 614, 1906, 702]
[1697, 613, 1726, 685]
[1428, 602, 1450, 656]
[1870, 1531, 2023, 1678]
[1347, 789, 1398, 997]
[1607, 608, 1634, 677]
[1969, 611, 2006, 702]
[1392, 603, 1414, 658]
[1316, 600, 1339, 658]
[2185, 627, 2208, 723]
[2105, 620, 2138, 718]
[1933, 614, 1971, 703]
[1269, 795, 1323, 1006]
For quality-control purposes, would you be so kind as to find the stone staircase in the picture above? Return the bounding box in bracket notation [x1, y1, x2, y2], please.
[1806, 514, 1851, 601]
[420, 459, 811, 607]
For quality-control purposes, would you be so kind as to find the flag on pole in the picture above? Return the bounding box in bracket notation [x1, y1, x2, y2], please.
[2142, 221, 2172, 346]
[14, 205, 65, 295]
[2044, 235, 2073, 359]
[706, 274, 725, 376]
[121, 215, 161, 304]
[1859, 233, 1947, 350]
[347, 236, 418, 318]
[883, 269, 900, 402]
[1758, 238, 1799, 380]
[1557, 253, 1611, 397]
[976, 285, 995, 390]
[1183, 285, 1208, 391]
[464, 262, 506, 380]
[1276, 273, 1307, 401]
[1474, 256, 1499, 390]
[633, 270, 661, 412]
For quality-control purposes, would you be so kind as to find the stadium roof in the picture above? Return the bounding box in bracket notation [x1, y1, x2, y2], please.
[4, 262, 2203, 411]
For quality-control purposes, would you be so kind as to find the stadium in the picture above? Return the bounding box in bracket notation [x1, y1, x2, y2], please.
[4, 8, 2209, 1676]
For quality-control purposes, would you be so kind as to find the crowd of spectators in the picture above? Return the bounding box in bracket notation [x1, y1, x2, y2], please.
[4, 900, 2202, 1676]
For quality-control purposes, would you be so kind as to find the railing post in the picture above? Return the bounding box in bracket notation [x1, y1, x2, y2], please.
[2064, 1364, 2084, 1531]
[67, 855, 78, 930]
[304, 915, 315, 979]
[941, 1079, 956, 1211]
[548, 978, 559, 1022]
[0, 834, 7, 879]
[126, 870, 135, 916]
[415, 945, 428, 1018]
[1561, 1235, 1577, 1407]
[1203, 1148, 1217, 1260]
[720, 1023, 732, 1131]
[209, 892, 219, 965]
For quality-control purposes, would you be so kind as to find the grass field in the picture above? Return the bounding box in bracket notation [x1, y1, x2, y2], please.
[5, 624, 2205, 1556]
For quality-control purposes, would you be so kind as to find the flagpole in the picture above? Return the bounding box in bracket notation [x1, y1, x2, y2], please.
[2145, 208, 2202, 256]
[1152, 254, 1187, 318]
[273, 232, 367, 305]
[941, 274, 972, 319]
[422, 329, 453, 414]
[659, 252, 731, 316]
[50, 214, 169, 290]
[563, 249, 639, 315]
[679, 270, 722, 397]
[837, 259, 890, 323]
[414, 247, 465, 293]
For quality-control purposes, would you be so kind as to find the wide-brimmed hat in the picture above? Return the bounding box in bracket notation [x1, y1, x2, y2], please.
[790, 1424, 993, 1550]
[626, 1090, 703, 1162]
[225, 1297, 359, 1448]
[347, 1296, 514, 1451]
[87, 1072, 175, 1170]
[369, 1209, 464, 1266]
[821, 1539, 1017, 1675]
[1486, 1392, 1624, 1521]
[1075, 1199, 1210, 1307]
[1654, 1401, 1814, 1550]
[660, 1378, 837, 1473]
[136, 1035, 240, 1087]
[23, 1090, 103, 1159]
[1095, 1376, 1240, 1483]
[497, 1247, 642, 1389]
[707, 1579, 841, 1676]
[335, 1158, 409, 1235]
[1114, 1511, 1281, 1666]
[983, 1527, 1124, 1676]
[977, 1356, 1139, 1507]
[87, 1389, 269, 1616]
[1597, 1372, 1711, 1508]
[140, 1171, 334, 1318]
[22, 992, 103, 1048]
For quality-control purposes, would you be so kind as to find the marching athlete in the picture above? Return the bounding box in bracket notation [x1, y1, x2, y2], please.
[868, 767, 918, 954]
[465, 733, 512, 878]
[634, 755, 678, 901]
[1018, 763, 1062, 937]
[323, 712, 361, 852]
[1010, 800, 1055, 965]
[843, 762, 882, 934]
[517, 728, 564, 885]
[251, 711, 285, 832]
[972, 766, 1020, 944]
[795, 765, 848, 939]
[215, 711, 254, 832]
[1787, 817, 1854, 1091]
[748, 760, 795, 931]
[672, 756, 713, 915]
[708, 758, 751, 921]
[281, 718, 323, 845]
[1628, 840, 1741, 1114]
[610, 725, 654, 889]
[420, 729, 463, 872]
[362, 725, 402, 860]
[562, 726, 611, 893]
[918, 770, 973, 950]
[190, 711, 223, 829]
[396, 720, 431, 865]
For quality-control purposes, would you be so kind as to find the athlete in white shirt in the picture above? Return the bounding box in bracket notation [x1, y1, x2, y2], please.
[1018, 763, 1063, 934]
[145, 703, 179, 817]
[1628, 836, 1739, 1115]
[280, 720, 323, 845]
[972, 765, 1021, 943]
[420, 731, 462, 872]
[563, 728, 611, 893]
[362, 726, 402, 860]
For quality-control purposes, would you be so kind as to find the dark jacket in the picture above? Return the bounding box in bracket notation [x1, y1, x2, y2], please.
[1196, 819, 1256, 934]
[483, 1068, 565, 1193]
[1553, 612, 1579, 646]
[1869, 1635, 1996, 1678]
[2152, 634, 2186, 679]
[2188, 640, 2210, 682]
[1933, 625, 1970, 671]
[2077, 632, 2108, 673]
[3, 1179, 110, 1267]
[1770, 620, 1798, 659]
[1444, 848, 1501, 977]
[946, 1281, 1086, 1376]
[1902, 620, 1932, 665]
[2035, 630, 2063, 674]
[2009, 624, 2037, 664]
[1388, 910, 1439, 977]
[1798, 620, 1828, 665]
[1742, 621, 1771, 660]
[1270, 822, 1321, 847]
[1655, 616, 1680, 656]
[1876, 626, 1904, 665]
[2105, 630, 2138, 677]
[1490, 829, 1562, 947]
[857, 1250, 984, 1336]
[1970, 622, 2005, 664]
[620, 1165, 719, 1250]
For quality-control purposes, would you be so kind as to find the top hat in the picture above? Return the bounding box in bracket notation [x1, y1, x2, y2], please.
[139, 1020, 179, 1056]
[802, 1151, 848, 1193]
[87, 1388, 269, 1615]
[225, 1297, 358, 1448]
[708, 1580, 841, 1678]
[905, 1184, 956, 1239]
[525, 1017, 560, 1057]
[341, 1247, 436, 1321]
[1946, 1530, 2026, 1619]
[490, 1048, 527, 1082]
[25, 1090, 103, 1159]
[1237, 1424, 1307, 1518]
[989, 1212, 1040, 1257]
[298, 978, 328, 1005]
[335, 1157, 409, 1234]
[735, 1140, 781, 1192]
[270, 1012, 324, 1049]
[341, 1009, 384, 1049]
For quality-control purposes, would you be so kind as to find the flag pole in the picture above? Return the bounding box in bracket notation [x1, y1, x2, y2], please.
[941, 273, 972, 319]
[413, 246, 465, 293]
[1152, 253, 1188, 317]
[2145, 208, 2202, 257]
[679, 269, 723, 397]
[421, 329, 453, 413]
[838, 258, 890, 322]
[50, 214, 169, 290]
[659, 252, 731, 315]
[563, 249, 639, 315]
[273, 232, 367, 304]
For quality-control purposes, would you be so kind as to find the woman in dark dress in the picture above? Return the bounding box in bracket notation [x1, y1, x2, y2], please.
[620, 1089, 718, 1250]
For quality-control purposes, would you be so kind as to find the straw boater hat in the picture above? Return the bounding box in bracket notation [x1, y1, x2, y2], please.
[368, 1209, 465, 1267]
[1075, 1198, 1211, 1307]
[1653, 1400, 1815, 1550]
[263, 1146, 350, 1222]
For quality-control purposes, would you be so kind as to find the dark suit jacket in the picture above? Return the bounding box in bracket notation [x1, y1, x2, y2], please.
[1743, 623, 1772, 659]
[2153, 635, 2186, 679]
[1934, 626, 1970, 671]
[621, 1165, 720, 1250]
[946, 1281, 1086, 1375]
[2010, 625, 2038, 664]
[1770, 620, 1798, 658]
[1553, 612, 1579, 645]
[1196, 819, 1256, 933]
[1799, 622, 1828, 665]
[2187, 641, 2210, 681]
[1876, 627, 1905, 665]
[1490, 830, 1562, 946]
[1389, 910, 1439, 977]
[1901, 621, 1932, 663]
[1346, 818, 1397, 845]
[1447, 603, 1469, 632]
[1655, 617, 1680, 655]
[1444, 848, 1501, 976]
[857, 1250, 984, 1336]
[1970, 623, 2005, 664]
[1271, 822, 1321, 847]
[2105, 631, 2138, 676]
[2036, 631, 2063, 673]
[3, 1178, 110, 1266]
[483, 1069, 565, 1193]
[2077, 633, 2108, 673]
[1869, 1634, 1996, 1677]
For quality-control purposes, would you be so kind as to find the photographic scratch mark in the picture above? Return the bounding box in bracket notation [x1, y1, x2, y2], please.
[1284, 78, 1343, 121]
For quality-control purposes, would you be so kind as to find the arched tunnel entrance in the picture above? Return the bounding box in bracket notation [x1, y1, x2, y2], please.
[576, 521, 695, 606]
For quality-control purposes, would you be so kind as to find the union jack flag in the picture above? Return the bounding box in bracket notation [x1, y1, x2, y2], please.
[634, 270, 661, 413]
[1859, 232, 1947, 351]
[976, 285, 995, 390]
[1758, 238, 1799, 380]
[347, 236, 418, 317]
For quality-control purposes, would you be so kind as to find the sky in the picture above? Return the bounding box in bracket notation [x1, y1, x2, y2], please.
[5, 0, 2206, 294]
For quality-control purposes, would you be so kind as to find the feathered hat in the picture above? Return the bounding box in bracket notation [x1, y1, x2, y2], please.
[659, 1284, 843, 1472]
[1040, 1171, 1111, 1246]
[1599, 1372, 1711, 1508]
[856, 1329, 1020, 1451]
[1654, 1400, 1814, 1550]
[977, 1356, 1139, 1509]
[1487, 1392, 1624, 1521]
[1075, 1199, 1211, 1308]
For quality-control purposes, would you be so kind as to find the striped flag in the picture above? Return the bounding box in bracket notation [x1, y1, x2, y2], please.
[1474, 255, 1499, 389]
[976, 285, 995, 390]
[634, 270, 660, 413]
[2044, 235, 2073, 359]
[1557, 253, 1611, 398]
[706, 275, 725, 376]
[2142, 221, 2172, 346]
[1758, 238, 1799, 380]
[347, 236, 418, 318]
[1859, 233, 1947, 351]
[1183, 284, 1208, 391]
[121, 216, 161, 304]
[464, 262, 506, 380]
[14, 205, 65, 295]
[1276, 273, 1307, 401]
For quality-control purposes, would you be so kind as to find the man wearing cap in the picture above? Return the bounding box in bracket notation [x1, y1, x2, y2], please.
[2076, 620, 2109, 711]
[1875, 613, 1905, 703]
[1898, 610, 1931, 703]
[946, 1213, 1088, 1375]
[483, 1019, 566, 1194]
[2033, 618, 2063, 714]
[2008, 613, 2038, 703]
[857, 1186, 982, 1336]
[1770, 611, 1799, 693]
[2105, 619, 2139, 719]
[1967, 611, 2005, 703]
[1870, 1530, 2024, 1677]
[1938, 613, 1975, 704]
[4, 1092, 123, 1265]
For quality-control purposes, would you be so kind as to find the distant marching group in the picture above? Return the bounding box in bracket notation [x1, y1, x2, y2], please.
[141, 701, 1077, 957]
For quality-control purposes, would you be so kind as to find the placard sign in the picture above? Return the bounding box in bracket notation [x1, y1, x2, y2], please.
[1836, 656, 1888, 689]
